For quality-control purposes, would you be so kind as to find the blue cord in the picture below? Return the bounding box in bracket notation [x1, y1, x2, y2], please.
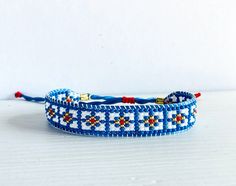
[15, 91, 45, 103]
[15, 91, 161, 104]
[89, 95, 156, 104]
[22, 94, 45, 102]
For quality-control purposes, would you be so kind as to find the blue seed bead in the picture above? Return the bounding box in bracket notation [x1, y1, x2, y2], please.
[114, 117, 119, 120]
[144, 123, 149, 127]
[120, 127, 125, 132]
[149, 126, 154, 131]
[124, 116, 129, 120]
[154, 116, 158, 119]
[143, 116, 148, 120]
[154, 123, 159, 127]
[85, 122, 91, 126]
[124, 124, 130, 127]
[114, 124, 119, 128]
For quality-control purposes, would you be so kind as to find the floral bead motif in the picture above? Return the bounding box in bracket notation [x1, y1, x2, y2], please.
[172, 114, 186, 124]
[167, 108, 188, 129]
[59, 107, 78, 128]
[138, 110, 164, 131]
[45, 103, 59, 123]
[144, 116, 159, 129]
[81, 111, 106, 131]
[109, 112, 135, 131]
[48, 108, 55, 117]
[63, 112, 73, 123]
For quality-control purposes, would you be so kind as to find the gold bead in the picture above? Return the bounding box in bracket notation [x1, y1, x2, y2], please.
[155, 97, 164, 104]
[80, 93, 90, 101]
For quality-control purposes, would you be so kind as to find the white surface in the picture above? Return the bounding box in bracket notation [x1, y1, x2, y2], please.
[0, 91, 236, 186]
[1, 0, 236, 99]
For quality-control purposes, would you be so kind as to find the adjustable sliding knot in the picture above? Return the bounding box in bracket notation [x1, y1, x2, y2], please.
[122, 96, 135, 104]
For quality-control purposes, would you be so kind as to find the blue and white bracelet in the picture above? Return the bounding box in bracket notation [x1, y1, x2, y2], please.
[15, 89, 201, 137]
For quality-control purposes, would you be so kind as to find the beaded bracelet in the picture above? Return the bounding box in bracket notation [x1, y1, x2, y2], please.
[15, 89, 201, 137]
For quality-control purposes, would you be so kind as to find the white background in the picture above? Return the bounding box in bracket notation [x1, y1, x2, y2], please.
[0, 0, 236, 99]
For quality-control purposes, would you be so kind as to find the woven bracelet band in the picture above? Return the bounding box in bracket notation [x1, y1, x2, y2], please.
[15, 89, 200, 137]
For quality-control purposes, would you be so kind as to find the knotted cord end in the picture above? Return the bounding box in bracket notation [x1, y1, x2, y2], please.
[194, 92, 201, 98]
[14, 91, 45, 103]
[15, 91, 23, 98]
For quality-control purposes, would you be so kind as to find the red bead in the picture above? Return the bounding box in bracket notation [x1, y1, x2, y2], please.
[119, 119, 125, 125]
[64, 115, 71, 121]
[176, 115, 182, 122]
[49, 109, 54, 115]
[89, 117, 96, 124]
[15, 91, 22, 98]
[148, 119, 155, 124]
[66, 98, 72, 103]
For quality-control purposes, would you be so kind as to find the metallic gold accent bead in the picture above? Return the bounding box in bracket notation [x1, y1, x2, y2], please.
[155, 97, 164, 104]
[80, 93, 90, 101]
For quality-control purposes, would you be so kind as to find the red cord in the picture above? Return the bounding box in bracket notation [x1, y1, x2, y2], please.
[194, 92, 201, 98]
[15, 91, 23, 98]
[122, 96, 135, 104]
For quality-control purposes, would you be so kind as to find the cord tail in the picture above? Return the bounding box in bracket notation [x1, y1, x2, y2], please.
[15, 91, 45, 103]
